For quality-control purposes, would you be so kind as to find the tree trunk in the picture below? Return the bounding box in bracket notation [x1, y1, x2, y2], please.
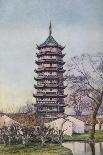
[41, 137, 45, 146]
[90, 112, 97, 141]
[90, 121, 96, 141]
[76, 110, 82, 116]
[59, 131, 63, 146]
[90, 142, 95, 155]
[99, 122, 102, 130]
[90, 103, 101, 141]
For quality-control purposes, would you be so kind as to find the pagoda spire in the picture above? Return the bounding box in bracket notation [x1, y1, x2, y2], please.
[49, 21, 52, 36]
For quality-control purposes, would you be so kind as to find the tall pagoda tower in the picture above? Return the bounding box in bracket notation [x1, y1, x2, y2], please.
[33, 23, 67, 117]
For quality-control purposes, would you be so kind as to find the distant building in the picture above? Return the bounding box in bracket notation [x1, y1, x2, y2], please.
[67, 116, 85, 134]
[45, 117, 72, 136]
[0, 115, 19, 128]
[33, 22, 67, 116]
[45, 116, 85, 135]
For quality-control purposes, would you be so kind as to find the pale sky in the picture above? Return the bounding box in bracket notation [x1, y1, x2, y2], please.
[0, 0, 103, 112]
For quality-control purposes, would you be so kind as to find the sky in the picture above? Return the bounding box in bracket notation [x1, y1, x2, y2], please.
[0, 0, 103, 112]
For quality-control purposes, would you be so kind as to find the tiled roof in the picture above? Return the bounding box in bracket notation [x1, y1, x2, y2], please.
[38, 35, 64, 49]
[6, 113, 56, 127]
[7, 113, 39, 127]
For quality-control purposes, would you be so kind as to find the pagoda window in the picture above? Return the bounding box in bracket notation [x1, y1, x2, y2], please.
[49, 107, 52, 110]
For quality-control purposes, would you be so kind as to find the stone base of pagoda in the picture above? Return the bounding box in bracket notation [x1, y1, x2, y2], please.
[34, 103, 64, 118]
[35, 111, 65, 119]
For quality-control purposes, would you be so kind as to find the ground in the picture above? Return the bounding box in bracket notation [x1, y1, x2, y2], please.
[64, 130, 103, 142]
[0, 143, 73, 155]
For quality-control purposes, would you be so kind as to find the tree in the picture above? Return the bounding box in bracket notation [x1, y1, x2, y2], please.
[19, 100, 34, 113]
[66, 53, 103, 141]
[66, 90, 91, 116]
[36, 124, 56, 146]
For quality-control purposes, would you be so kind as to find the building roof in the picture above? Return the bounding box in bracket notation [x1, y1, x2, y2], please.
[7, 113, 39, 128]
[37, 35, 64, 49]
[0, 115, 20, 128]
[6, 113, 56, 128]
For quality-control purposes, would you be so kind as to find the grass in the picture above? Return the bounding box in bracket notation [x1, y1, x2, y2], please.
[0, 143, 73, 155]
[64, 133, 89, 142]
[64, 130, 103, 142]
[94, 130, 103, 142]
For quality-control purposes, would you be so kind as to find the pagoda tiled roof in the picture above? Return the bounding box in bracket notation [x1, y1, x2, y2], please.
[37, 35, 64, 49]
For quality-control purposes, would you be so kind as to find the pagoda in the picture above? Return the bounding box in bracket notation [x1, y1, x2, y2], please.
[33, 22, 67, 117]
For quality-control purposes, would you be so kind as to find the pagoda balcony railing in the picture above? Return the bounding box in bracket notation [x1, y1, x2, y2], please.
[35, 59, 65, 65]
[36, 83, 58, 86]
[33, 92, 67, 98]
[36, 101, 64, 104]
[37, 109, 58, 113]
[34, 83, 66, 89]
[34, 76, 58, 80]
[38, 92, 59, 95]
[34, 67, 65, 72]
[37, 51, 62, 55]
[46, 83, 65, 87]
[36, 51, 65, 57]
[45, 66, 63, 69]
[37, 101, 57, 104]
[34, 75, 66, 81]
[36, 103, 65, 107]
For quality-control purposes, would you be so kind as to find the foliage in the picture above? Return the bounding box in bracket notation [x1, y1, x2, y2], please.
[19, 100, 34, 113]
[0, 121, 61, 146]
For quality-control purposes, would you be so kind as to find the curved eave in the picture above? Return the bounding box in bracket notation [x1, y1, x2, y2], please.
[36, 104, 65, 107]
[35, 60, 65, 65]
[34, 77, 59, 81]
[34, 69, 65, 73]
[59, 86, 67, 89]
[34, 84, 44, 88]
[37, 111, 64, 113]
[33, 94, 67, 98]
[34, 77, 66, 81]
[34, 84, 66, 89]
[58, 70, 66, 73]
[34, 77, 44, 81]
[36, 52, 65, 58]
[37, 45, 65, 50]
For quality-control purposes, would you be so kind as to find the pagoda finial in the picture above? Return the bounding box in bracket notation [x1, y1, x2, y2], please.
[49, 21, 52, 36]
